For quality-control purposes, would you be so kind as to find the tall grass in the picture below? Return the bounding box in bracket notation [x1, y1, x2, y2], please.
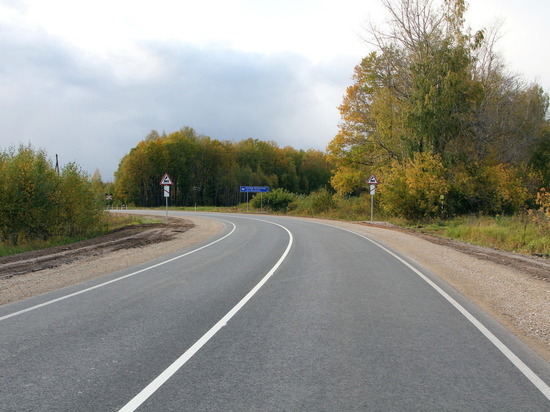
[413, 215, 549, 257]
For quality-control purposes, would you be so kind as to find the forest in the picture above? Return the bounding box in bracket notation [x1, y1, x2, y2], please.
[327, 0, 549, 219]
[113, 127, 332, 207]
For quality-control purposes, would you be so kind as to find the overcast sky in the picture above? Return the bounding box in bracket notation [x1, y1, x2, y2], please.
[1, 0, 548, 180]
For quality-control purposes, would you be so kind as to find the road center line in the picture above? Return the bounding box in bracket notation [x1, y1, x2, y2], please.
[118, 219, 293, 412]
[0, 220, 237, 322]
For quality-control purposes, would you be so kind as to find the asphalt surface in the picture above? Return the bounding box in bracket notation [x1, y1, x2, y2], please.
[1, 212, 549, 411]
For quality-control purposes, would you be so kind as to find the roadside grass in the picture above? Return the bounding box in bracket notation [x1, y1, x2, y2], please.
[178, 205, 244, 213]
[0, 213, 162, 257]
[406, 215, 549, 257]
[107, 214, 162, 229]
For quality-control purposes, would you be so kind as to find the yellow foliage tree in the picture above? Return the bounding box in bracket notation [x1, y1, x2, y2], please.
[380, 153, 449, 219]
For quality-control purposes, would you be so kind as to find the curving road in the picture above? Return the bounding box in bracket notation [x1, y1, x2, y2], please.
[1, 212, 549, 411]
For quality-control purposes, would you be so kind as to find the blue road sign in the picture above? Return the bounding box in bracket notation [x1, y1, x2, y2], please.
[240, 186, 270, 193]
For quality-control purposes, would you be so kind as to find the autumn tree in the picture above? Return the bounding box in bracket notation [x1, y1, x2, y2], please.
[57, 162, 105, 237]
[114, 127, 332, 207]
[0, 145, 105, 245]
[380, 153, 449, 219]
[328, 0, 548, 215]
[0, 146, 59, 243]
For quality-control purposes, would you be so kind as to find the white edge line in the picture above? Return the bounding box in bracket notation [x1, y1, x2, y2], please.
[0, 220, 237, 322]
[118, 220, 293, 412]
[331, 223, 550, 401]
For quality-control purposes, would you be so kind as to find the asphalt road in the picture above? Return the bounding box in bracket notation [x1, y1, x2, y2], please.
[1, 212, 549, 411]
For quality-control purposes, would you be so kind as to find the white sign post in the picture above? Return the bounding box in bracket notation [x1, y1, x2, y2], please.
[160, 173, 173, 224]
[367, 175, 378, 222]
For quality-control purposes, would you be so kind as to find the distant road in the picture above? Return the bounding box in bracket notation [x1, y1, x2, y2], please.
[1, 212, 549, 411]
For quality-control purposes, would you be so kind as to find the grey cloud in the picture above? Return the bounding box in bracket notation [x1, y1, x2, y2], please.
[0, 27, 358, 179]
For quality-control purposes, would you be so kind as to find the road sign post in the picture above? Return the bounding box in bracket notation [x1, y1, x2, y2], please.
[160, 173, 173, 223]
[367, 175, 378, 222]
[240, 186, 270, 212]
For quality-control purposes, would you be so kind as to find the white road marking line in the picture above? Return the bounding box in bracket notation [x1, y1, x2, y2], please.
[333, 224, 550, 402]
[118, 220, 293, 412]
[0, 221, 236, 322]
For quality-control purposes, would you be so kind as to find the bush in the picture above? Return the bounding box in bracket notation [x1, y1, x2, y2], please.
[289, 188, 335, 215]
[380, 153, 449, 220]
[250, 188, 296, 212]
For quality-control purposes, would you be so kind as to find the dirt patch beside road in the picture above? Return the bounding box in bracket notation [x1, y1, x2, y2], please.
[0, 218, 194, 279]
[0, 215, 223, 306]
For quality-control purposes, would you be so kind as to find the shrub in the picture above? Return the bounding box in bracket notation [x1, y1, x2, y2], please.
[289, 188, 335, 215]
[380, 153, 449, 220]
[250, 188, 296, 212]
[529, 188, 550, 235]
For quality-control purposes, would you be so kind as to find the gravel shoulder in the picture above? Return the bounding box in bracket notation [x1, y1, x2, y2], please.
[0, 213, 548, 362]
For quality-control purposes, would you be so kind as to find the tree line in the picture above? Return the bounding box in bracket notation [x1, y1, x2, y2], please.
[114, 127, 332, 207]
[327, 0, 549, 219]
[0, 145, 106, 245]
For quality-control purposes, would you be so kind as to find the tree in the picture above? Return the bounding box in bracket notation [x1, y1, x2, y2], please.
[530, 127, 550, 187]
[0, 145, 105, 244]
[0, 145, 59, 243]
[58, 162, 104, 237]
[113, 127, 332, 207]
[328, 0, 548, 215]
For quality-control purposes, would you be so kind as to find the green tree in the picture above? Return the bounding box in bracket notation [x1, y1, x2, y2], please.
[0, 145, 59, 243]
[58, 163, 105, 237]
[530, 127, 550, 187]
[0, 145, 105, 244]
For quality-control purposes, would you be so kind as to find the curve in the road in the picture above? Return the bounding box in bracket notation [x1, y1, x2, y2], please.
[324, 222, 550, 402]
[119, 218, 293, 412]
[0, 218, 237, 323]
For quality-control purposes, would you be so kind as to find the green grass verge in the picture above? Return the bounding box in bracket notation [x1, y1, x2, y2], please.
[407, 215, 549, 257]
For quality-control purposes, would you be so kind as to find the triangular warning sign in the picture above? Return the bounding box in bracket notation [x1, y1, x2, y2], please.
[368, 175, 378, 185]
[160, 173, 173, 185]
